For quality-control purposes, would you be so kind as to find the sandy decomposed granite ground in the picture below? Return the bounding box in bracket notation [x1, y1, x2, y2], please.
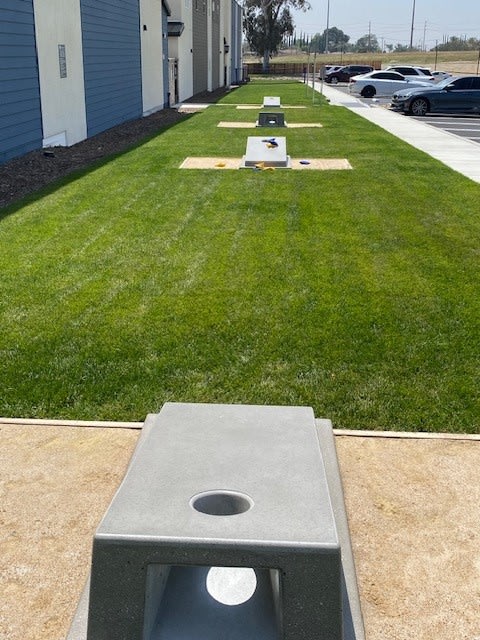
[336, 433, 480, 640]
[0, 421, 479, 640]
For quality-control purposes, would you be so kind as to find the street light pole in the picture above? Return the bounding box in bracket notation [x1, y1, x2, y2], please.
[325, 0, 330, 54]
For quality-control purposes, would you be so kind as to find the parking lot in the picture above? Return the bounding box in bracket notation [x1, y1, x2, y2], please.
[413, 113, 480, 144]
[332, 84, 480, 145]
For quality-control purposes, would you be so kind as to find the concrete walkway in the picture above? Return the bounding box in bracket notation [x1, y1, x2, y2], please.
[316, 82, 480, 184]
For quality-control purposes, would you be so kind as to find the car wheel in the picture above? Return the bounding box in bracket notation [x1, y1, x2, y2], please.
[330, 77, 339, 85]
[410, 98, 429, 116]
[361, 85, 376, 98]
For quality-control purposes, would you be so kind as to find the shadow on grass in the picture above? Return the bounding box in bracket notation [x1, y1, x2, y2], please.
[0, 111, 196, 222]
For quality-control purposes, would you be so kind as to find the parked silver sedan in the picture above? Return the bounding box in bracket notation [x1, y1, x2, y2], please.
[431, 70, 452, 82]
[349, 70, 433, 99]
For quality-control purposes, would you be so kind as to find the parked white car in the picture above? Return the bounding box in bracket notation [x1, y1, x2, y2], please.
[384, 65, 435, 81]
[349, 70, 433, 98]
[431, 70, 452, 82]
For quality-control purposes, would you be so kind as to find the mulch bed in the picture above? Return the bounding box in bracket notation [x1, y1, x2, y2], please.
[0, 109, 185, 210]
[0, 87, 232, 210]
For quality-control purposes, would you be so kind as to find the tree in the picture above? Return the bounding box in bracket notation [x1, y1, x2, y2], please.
[393, 43, 412, 53]
[244, 0, 310, 72]
[309, 27, 350, 53]
[353, 33, 380, 53]
[435, 36, 480, 51]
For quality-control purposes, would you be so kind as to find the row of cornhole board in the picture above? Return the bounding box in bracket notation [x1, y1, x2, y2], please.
[248, 97, 289, 168]
[258, 96, 285, 128]
[180, 96, 352, 171]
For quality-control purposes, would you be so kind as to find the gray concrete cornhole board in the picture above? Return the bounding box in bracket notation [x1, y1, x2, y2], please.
[241, 136, 291, 168]
[263, 96, 281, 107]
[256, 112, 286, 127]
[67, 403, 364, 640]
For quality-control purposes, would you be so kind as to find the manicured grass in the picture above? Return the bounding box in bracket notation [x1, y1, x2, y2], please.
[1, 79, 479, 431]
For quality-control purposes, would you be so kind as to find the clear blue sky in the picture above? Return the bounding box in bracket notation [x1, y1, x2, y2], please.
[290, 0, 480, 49]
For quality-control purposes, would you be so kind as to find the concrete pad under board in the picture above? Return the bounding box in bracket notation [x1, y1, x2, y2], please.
[179, 157, 352, 170]
[291, 158, 352, 170]
[237, 105, 307, 110]
[178, 104, 210, 113]
[179, 157, 242, 169]
[288, 123, 323, 128]
[3, 421, 480, 640]
[217, 122, 323, 129]
[217, 122, 257, 128]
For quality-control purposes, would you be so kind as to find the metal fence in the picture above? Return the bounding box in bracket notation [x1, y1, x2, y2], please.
[245, 61, 382, 77]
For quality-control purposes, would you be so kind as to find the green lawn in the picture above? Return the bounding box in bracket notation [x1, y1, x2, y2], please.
[1, 79, 479, 431]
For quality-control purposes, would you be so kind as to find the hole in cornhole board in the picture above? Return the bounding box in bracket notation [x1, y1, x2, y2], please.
[191, 490, 254, 516]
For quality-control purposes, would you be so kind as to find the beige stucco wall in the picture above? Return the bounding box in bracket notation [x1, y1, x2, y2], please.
[140, 0, 166, 115]
[33, 0, 87, 147]
[221, 0, 232, 86]
[169, 0, 194, 102]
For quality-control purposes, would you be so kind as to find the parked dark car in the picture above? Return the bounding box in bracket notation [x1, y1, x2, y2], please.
[318, 64, 342, 79]
[324, 64, 373, 84]
[390, 75, 480, 116]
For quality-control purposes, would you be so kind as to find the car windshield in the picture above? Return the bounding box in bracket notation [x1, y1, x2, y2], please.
[435, 77, 457, 89]
[399, 77, 457, 95]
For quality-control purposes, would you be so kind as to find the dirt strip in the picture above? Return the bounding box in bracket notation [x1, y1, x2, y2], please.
[179, 157, 352, 170]
[1, 422, 479, 640]
[217, 122, 323, 128]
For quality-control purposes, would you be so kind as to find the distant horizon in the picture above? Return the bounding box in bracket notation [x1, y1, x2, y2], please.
[290, 0, 479, 49]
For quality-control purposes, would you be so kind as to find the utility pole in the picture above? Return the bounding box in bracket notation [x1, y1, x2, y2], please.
[422, 21, 427, 51]
[409, 0, 416, 49]
[325, 0, 330, 54]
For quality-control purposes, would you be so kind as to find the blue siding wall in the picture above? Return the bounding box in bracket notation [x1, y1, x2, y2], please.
[80, 0, 143, 137]
[231, 0, 242, 83]
[0, 0, 42, 164]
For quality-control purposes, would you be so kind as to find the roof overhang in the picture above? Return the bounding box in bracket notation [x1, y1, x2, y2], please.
[168, 21, 184, 37]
